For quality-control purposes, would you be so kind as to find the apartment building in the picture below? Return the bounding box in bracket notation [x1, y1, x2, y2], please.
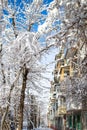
[65, 44, 87, 130]
[47, 43, 87, 130]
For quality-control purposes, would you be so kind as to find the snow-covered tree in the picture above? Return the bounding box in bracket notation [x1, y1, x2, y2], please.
[46, 0, 87, 112]
[47, 0, 87, 47]
[0, 0, 86, 129]
[0, 1, 59, 130]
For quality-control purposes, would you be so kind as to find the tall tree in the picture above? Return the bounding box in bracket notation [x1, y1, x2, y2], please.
[47, 0, 87, 111]
[0, 0, 59, 130]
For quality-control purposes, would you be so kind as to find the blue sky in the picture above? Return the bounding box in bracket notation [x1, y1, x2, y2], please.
[3, 0, 61, 46]
[3, 0, 60, 50]
[8, 0, 53, 9]
[4, 0, 54, 33]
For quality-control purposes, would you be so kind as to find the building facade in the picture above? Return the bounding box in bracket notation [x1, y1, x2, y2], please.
[47, 44, 87, 130]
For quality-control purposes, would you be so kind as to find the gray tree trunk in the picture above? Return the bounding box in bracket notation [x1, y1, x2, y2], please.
[17, 64, 28, 130]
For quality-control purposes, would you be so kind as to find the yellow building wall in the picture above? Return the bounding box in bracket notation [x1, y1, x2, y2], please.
[60, 68, 64, 81]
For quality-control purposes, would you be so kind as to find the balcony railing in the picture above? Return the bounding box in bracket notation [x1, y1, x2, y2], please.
[58, 106, 66, 115]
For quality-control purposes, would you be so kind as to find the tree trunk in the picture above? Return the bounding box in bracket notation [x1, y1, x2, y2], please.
[0, 106, 9, 130]
[17, 64, 28, 130]
[0, 62, 22, 130]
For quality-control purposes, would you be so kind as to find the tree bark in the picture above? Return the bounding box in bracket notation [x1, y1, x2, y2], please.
[0, 106, 9, 130]
[17, 64, 28, 130]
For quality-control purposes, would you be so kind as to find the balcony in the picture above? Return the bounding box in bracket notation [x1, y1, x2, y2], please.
[58, 106, 66, 115]
[55, 106, 66, 117]
[51, 97, 56, 103]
